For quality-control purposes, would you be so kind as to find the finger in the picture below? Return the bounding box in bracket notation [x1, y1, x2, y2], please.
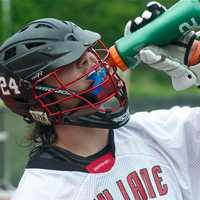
[139, 48, 162, 64]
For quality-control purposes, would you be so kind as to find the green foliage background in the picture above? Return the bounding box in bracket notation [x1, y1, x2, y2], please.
[0, 0, 200, 186]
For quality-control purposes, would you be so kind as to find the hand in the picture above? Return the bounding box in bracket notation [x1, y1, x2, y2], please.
[124, 1, 166, 36]
[124, 1, 196, 66]
[124, 1, 198, 90]
[139, 45, 197, 90]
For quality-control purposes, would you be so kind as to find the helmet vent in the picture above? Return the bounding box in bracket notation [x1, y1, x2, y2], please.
[25, 42, 46, 49]
[19, 26, 29, 32]
[63, 21, 69, 25]
[66, 35, 78, 41]
[35, 24, 53, 29]
[4, 47, 16, 60]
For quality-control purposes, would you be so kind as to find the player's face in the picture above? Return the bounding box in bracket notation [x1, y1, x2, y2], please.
[44, 51, 98, 109]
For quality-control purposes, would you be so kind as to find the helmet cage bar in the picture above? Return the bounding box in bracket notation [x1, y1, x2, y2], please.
[33, 60, 113, 113]
[34, 70, 117, 105]
[34, 61, 114, 102]
[32, 40, 127, 124]
[33, 66, 122, 114]
[89, 47, 120, 99]
[39, 77, 112, 109]
[48, 93, 116, 117]
[34, 62, 98, 98]
[90, 40, 110, 64]
[89, 41, 125, 107]
[33, 41, 109, 95]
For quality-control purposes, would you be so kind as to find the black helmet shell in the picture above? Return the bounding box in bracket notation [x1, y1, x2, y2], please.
[0, 18, 101, 80]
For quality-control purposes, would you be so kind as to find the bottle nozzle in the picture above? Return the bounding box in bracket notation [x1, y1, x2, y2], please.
[109, 46, 129, 71]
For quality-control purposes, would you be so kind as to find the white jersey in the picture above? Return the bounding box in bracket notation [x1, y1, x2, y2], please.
[11, 106, 200, 200]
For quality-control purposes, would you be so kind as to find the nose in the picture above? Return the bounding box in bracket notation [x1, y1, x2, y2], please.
[88, 52, 98, 65]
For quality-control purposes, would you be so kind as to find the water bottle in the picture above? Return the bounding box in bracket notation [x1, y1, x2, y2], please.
[109, 0, 200, 71]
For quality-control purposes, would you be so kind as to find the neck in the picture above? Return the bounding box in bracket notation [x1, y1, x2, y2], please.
[54, 125, 109, 157]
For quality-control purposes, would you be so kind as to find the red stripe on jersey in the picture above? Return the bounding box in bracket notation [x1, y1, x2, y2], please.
[85, 151, 115, 173]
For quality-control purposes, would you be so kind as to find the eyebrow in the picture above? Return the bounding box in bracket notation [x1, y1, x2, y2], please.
[76, 52, 88, 66]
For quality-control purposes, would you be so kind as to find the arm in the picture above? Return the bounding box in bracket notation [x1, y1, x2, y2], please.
[125, 1, 200, 91]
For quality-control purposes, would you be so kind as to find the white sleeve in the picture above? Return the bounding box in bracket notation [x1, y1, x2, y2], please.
[151, 106, 200, 161]
[133, 106, 200, 162]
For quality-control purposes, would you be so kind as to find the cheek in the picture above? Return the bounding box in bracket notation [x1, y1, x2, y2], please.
[58, 69, 92, 91]
[43, 65, 94, 110]
[58, 97, 81, 109]
[58, 69, 77, 84]
[49, 79, 92, 110]
[68, 80, 92, 91]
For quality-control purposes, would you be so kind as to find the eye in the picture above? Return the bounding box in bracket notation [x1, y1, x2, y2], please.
[78, 52, 98, 69]
[82, 59, 88, 66]
[78, 58, 89, 69]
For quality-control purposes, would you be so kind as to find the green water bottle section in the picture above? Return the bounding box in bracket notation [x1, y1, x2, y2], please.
[115, 0, 200, 69]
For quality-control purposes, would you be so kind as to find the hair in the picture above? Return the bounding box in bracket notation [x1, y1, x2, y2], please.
[27, 122, 57, 157]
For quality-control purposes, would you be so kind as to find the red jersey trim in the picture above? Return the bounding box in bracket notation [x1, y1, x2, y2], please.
[85, 151, 115, 173]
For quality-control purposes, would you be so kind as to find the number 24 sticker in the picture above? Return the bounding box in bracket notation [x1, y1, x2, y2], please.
[0, 76, 21, 95]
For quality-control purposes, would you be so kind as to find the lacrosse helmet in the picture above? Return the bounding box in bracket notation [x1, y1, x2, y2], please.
[0, 18, 129, 128]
